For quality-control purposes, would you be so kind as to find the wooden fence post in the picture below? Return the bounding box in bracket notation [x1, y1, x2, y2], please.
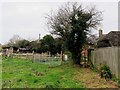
[26, 53, 28, 60]
[32, 51, 34, 62]
[60, 51, 63, 65]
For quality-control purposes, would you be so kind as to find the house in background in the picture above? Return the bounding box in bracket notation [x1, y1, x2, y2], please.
[97, 30, 120, 48]
[18, 47, 31, 53]
[91, 30, 120, 78]
[2, 45, 19, 53]
[2, 45, 19, 57]
[2, 45, 32, 54]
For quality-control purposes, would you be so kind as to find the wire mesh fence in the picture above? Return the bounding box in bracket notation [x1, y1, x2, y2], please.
[12, 53, 62, 66]
[33, 54, 61, 66]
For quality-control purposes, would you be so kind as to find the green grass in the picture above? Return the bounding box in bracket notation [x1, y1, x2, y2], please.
[2, 57, 84, 88]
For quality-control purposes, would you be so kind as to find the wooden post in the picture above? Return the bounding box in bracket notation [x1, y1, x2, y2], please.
[26, 53, 27, 60]
[60, 51, 63, 65]
[49, 52, 50, 61]
[32, 51, 34, 63]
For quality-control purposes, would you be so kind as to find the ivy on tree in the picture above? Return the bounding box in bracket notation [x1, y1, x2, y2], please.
[47, 2, 102, 65]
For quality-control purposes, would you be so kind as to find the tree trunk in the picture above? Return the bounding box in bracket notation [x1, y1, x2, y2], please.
[72, 52, 81, 65]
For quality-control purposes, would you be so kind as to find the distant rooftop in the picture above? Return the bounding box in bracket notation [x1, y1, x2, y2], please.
[97, 31, 120, 47]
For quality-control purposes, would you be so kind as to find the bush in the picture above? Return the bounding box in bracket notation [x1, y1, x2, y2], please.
[100, 65, 112, 80]
[112, 76, 120, 87]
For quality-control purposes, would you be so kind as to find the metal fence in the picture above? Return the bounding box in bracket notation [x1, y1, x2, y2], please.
[12, 53, 62, 66]
[91, 47, 120, 78]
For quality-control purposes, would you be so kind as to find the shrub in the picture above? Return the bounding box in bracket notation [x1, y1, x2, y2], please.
[100, 65, 112, 80]
[112, 75, 120, 87]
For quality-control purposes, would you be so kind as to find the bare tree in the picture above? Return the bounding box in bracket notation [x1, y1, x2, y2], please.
[46, 2, 102, 64]
[7, 34, 23, 46]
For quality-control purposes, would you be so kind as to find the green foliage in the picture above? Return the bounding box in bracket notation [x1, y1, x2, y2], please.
[29, 41, 41, 53]
[16, 39, 30, 48]
[89, 63, 98, 73]
[100, 65, 112, 79]
[112, 76, 120, 87]
[40, 35, 56, 55]
[64, 51, 72, 58]
[40, 35, 63, 55]
[10, 34, 63, 54]
[54, 38, 63, 54]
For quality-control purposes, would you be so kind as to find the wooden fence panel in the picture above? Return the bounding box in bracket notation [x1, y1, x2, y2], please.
[91, 47, 120, 78]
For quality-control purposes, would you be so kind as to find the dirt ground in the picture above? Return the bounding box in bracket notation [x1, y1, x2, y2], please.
[73, 68, 118, 88]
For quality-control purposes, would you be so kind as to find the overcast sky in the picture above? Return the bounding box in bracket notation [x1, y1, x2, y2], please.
[0, 0, 118, 44]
